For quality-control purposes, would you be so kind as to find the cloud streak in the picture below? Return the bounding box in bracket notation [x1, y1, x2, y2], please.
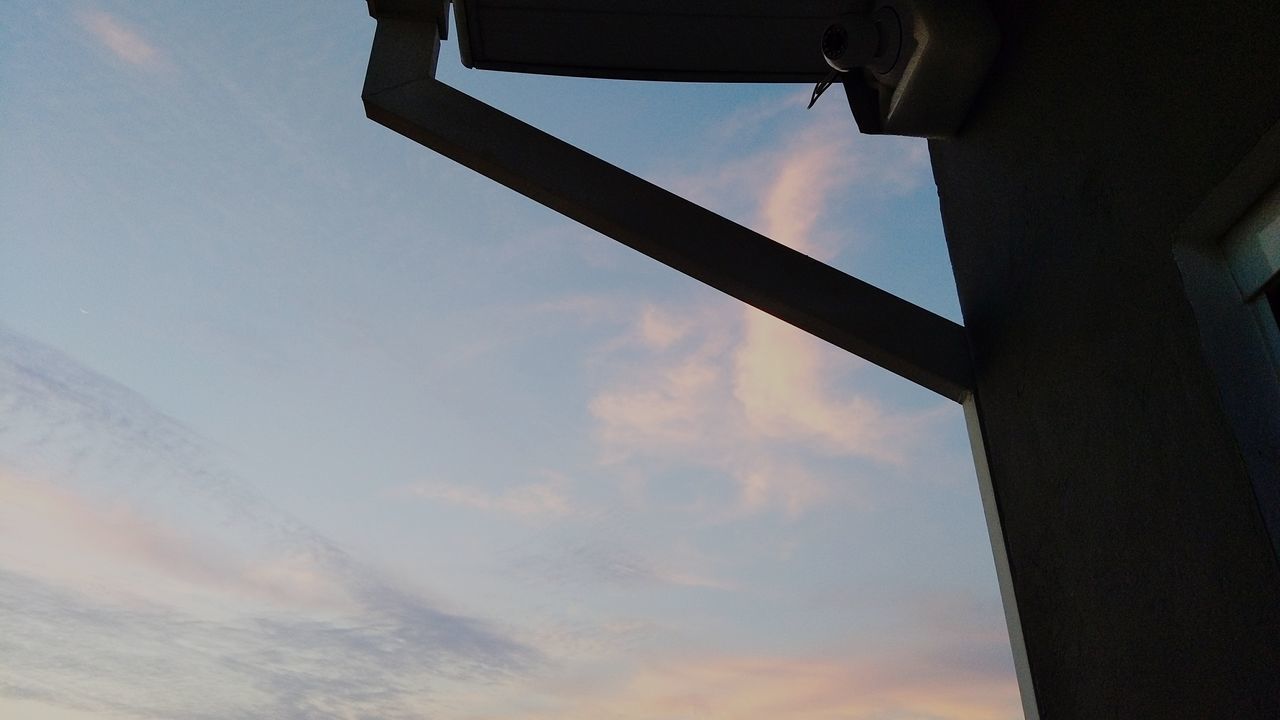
[395, 472, 577, 519]
[512, 535, 734, 593]
[78, 10, 163, 69]
[0, 471, 354, 613]
[0, 568, 514, 720]
[517, 649, 1020, 720]
[0, 325, 536, 718]
[488, 589, 1019, 720]
[588, 109, 946, 519]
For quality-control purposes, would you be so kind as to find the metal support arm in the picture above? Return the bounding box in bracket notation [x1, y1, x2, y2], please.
[362, 17, 975, 402]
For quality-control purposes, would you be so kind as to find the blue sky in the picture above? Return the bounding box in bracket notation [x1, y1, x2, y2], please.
[0, 3, 1021, 718]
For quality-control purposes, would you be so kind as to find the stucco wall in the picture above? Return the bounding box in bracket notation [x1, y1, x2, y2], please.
[929, 0, 1280, 716]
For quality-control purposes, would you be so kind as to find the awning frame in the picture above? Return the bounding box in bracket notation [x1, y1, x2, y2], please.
[361, 8, 975, 402]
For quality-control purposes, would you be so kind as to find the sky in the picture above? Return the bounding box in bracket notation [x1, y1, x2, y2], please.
[0, 3, 1022, 718]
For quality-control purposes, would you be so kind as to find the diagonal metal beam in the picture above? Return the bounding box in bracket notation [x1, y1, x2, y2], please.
[362, 16, 975, 402]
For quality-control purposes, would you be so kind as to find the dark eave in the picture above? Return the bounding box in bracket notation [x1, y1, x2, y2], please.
[454, 0, 856, 82]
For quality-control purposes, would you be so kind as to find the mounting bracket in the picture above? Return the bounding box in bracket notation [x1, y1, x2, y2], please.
[821, 0, 999, 138]
[361, 4, 975, 402]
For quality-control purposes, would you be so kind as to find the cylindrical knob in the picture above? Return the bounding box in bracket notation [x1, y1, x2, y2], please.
[821, 14, 879, 72]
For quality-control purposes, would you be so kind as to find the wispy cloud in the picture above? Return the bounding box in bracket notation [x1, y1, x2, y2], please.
[666, 93, 929, 243]
[0, 325, 537, 718]
[395, 472, 577, 519]
[591, 303, 921, 519]
[587, 108, 945, 519]
[734, 308, 915, 464]
[512, 649, 1019, 720]
[77, 9, 163, 69]
[0, 471, 354, 613]
[492, 587, 1017, 720]
[757, 126, 849, 258]
[0, 568, 515, 720]
[512, 536, 734, 592]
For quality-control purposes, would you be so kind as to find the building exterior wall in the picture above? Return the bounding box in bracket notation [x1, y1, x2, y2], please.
[929, 0, 1280, 716]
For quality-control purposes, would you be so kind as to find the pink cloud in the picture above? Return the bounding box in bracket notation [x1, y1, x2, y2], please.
[485, 646, 1020, 720]
[78, 10, 162, 69]
[591, 296, 937, 518]
[589, 303, 893, 518]
[637, 305, 693, 350]
[587, 107, 945, 518]
[458, 586, 1018, 720]
[581, 655, 1017, 720]
[591, 329, 733, 461]
[759, 133, 847, 258]
[0, 471, 353, 612]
